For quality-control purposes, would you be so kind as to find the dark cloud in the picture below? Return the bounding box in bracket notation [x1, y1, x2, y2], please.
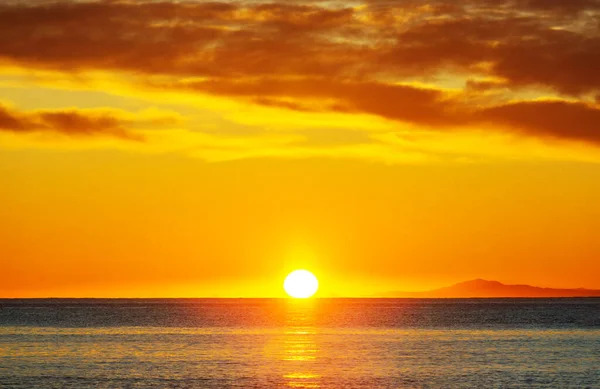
[479, 100, 600, 144]
[0, 105, 27, 131]
[378, 15, 600, 95]
[1, 0, 598, 91]
[0, 105, 143, 140]
[173, 78, 468, 127]
[518, 0, 600, 13]
[0, 0, 599, 145]
[165, 77, 600, 146]
[0, 1, 360, 77]
[492, 31, 600, 95]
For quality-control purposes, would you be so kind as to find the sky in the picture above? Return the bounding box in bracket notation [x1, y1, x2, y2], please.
[1, 0, 600, 297]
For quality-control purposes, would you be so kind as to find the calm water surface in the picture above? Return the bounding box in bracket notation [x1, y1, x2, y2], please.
[1, 298, 599, 388]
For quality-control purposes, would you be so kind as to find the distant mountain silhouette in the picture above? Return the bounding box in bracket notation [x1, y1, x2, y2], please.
[382, 279, 600, 298]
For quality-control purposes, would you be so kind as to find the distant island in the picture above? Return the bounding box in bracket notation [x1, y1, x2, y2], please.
[382, 279, 600, 298]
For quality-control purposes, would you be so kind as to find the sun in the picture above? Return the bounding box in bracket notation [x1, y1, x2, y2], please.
[284, 270, 319, 298]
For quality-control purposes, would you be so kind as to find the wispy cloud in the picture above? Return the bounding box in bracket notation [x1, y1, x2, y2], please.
[0, 104, 145, 140]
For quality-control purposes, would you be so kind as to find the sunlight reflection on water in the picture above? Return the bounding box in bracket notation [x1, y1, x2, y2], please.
[281, 302, 320, 387]
[1, 298, 599, 388]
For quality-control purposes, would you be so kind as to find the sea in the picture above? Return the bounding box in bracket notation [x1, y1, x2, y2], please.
[1, 298, 599, 388]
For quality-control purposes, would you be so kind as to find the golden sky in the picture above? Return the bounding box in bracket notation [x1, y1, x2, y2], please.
[1, 0, 600, 297]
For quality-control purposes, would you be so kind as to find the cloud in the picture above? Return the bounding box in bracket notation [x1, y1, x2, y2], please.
[167, 78, 468, 127]
[376, 14, 600, 95]
[152, 78, 600, 147]
[0, 0, 599, 150]
[1, 0, 598, 94]
[0, 104, 143, 140]
[479, 100, 600, 144]
[1, 1, 598, 87]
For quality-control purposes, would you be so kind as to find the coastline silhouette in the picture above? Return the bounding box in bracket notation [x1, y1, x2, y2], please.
[382, 279, 600, 298]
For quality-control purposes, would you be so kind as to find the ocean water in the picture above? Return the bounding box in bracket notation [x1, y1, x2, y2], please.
[1, 299, 599, 388]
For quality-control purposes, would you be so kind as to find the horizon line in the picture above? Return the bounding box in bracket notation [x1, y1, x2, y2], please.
[2, 296, 600, 300]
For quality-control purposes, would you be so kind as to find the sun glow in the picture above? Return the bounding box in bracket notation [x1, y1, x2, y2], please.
[283, 270, 319, 298]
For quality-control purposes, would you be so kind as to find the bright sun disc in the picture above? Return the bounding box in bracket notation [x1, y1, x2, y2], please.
[284, 270, 319, 298]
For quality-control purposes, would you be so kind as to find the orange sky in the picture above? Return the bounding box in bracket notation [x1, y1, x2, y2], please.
[1, 0, 600, 297]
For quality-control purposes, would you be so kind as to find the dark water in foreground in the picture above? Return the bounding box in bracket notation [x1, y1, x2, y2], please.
[1, 298, 599, 388]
